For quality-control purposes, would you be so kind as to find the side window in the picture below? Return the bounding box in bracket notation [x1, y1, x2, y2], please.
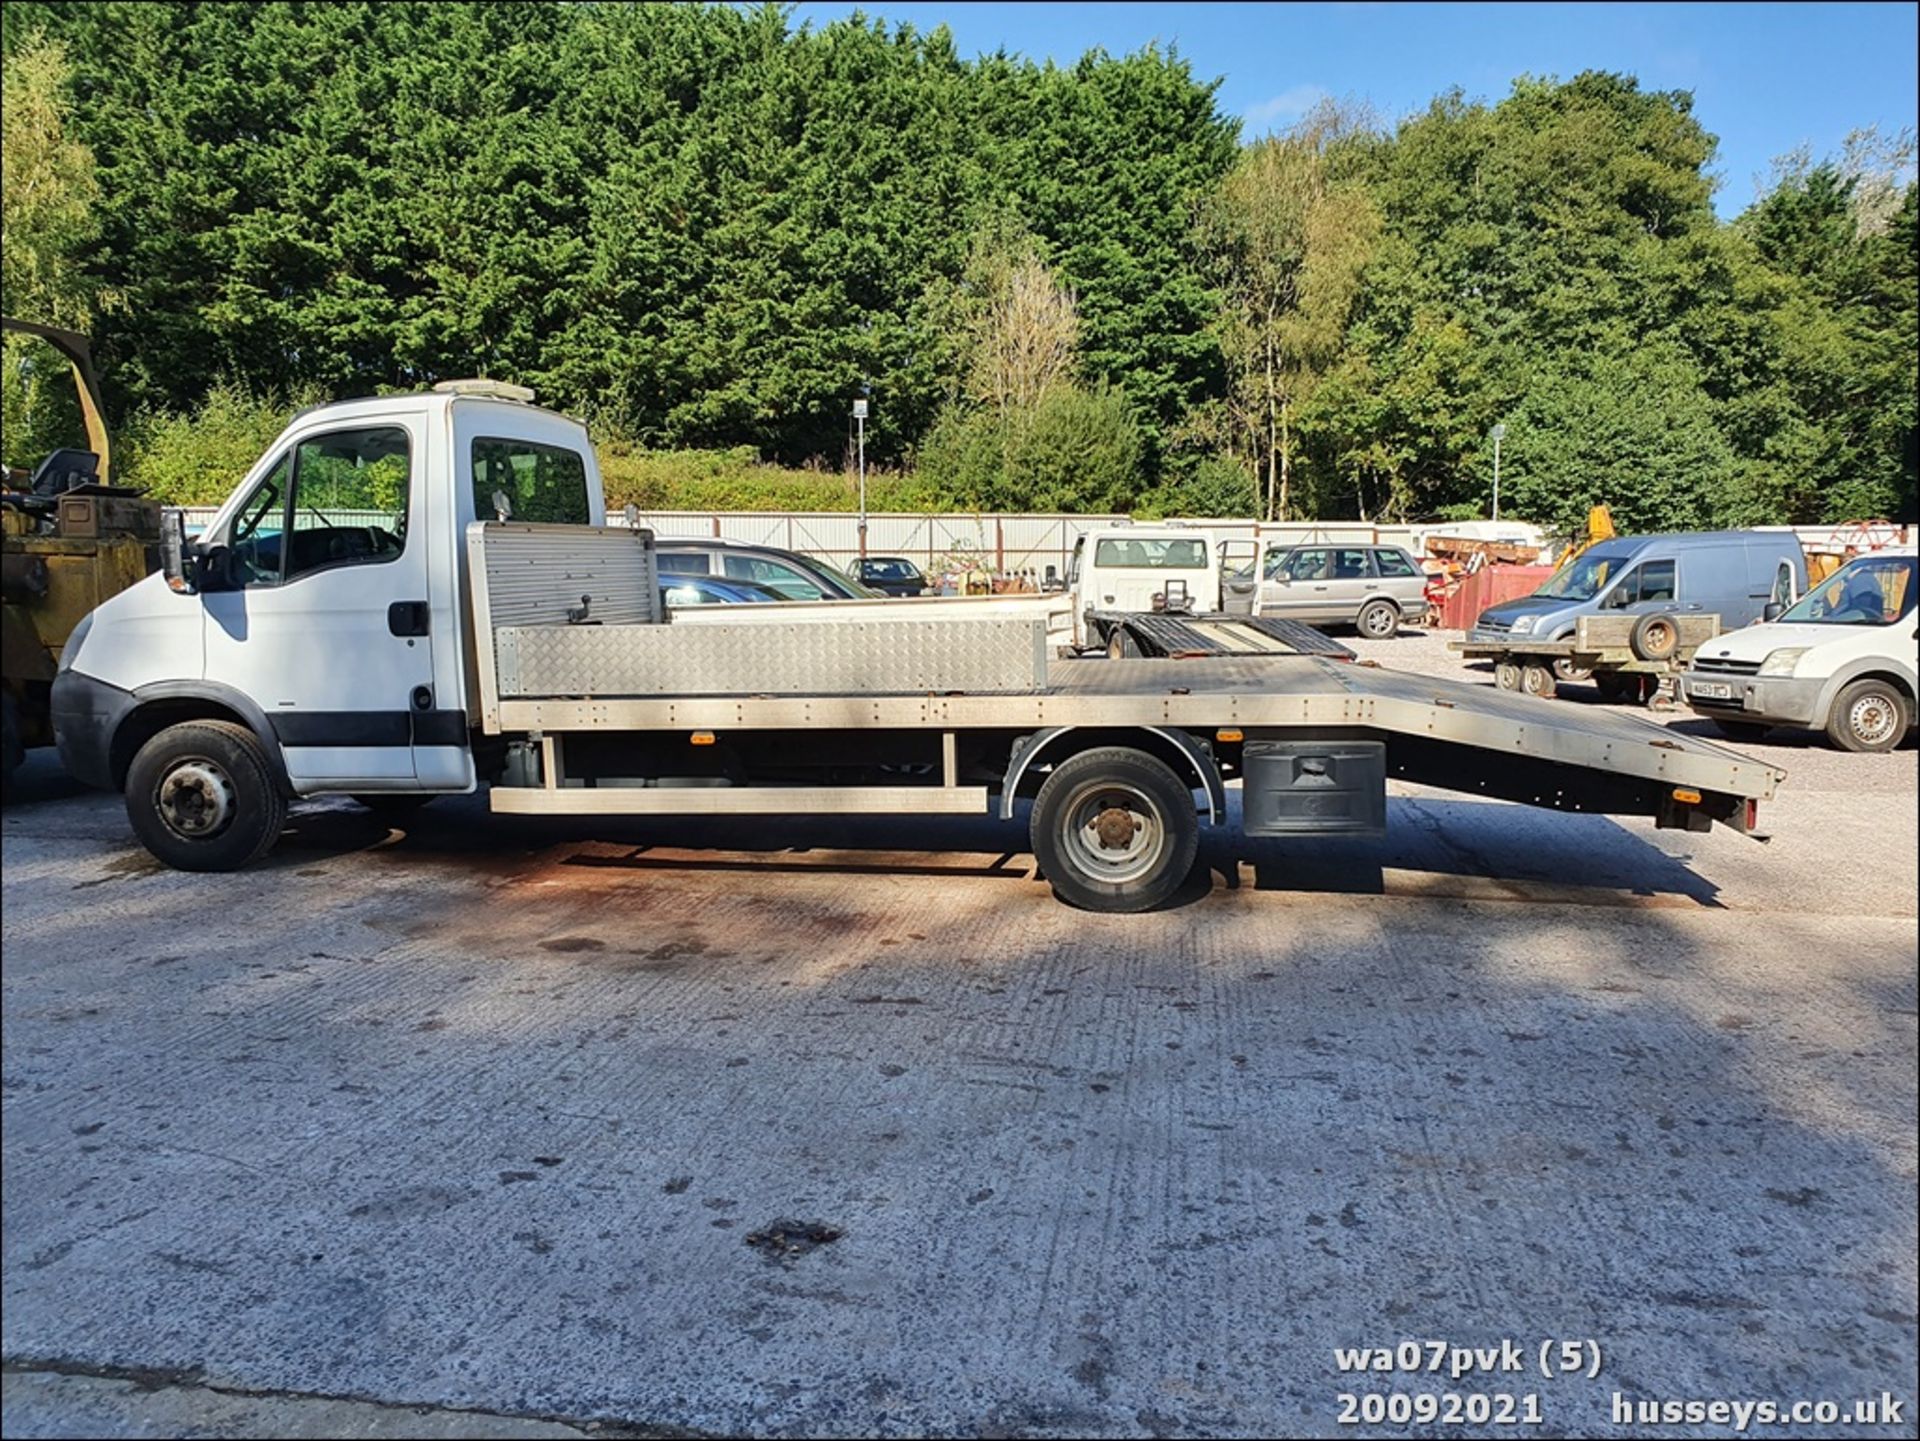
[657, 553, 710, 576]
[472, 437, 590, 524]
[1374, 549, 1418, 578]
[1263, 547, 1290, 579]
[1333, 548, 1373, 579]
[224, 452, 291, 585]
[723, 554, 824, 599]
[283, 427, 410, 583]
[1285, 548, 1330, 581]
[1638, 559, 1676, 604]
[1068, 538, 1084, 585]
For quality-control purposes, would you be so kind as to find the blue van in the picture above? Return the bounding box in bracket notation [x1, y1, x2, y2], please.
[1471, 531, 1807, 647]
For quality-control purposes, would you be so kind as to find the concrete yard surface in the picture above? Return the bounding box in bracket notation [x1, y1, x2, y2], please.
[3, 633, 1916, 1438]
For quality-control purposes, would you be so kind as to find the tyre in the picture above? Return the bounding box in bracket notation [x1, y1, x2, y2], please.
[1552, 658, 1594, 683]
[1824, 678, 1908, 753]
[1494, 660, 1522, 691]
[1710, 718, 1770, 744]
[125, 720, 288, 872]
[1106, 627, 1141, 660]
[1520, 663, 1557, 698]
[1030, 746, 1200, 913]
[1356, 599, 1400, 639]
[1629, 612, 1680, 662]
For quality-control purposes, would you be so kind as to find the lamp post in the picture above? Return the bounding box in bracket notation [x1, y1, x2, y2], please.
[1490, 422, 1506, 523]
[853, 396, 869, 558]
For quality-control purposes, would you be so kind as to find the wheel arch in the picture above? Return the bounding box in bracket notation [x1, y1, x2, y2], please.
[1813, 662, 1918, 729]
[113, 682, 293, 794]
[999, 726, 1224, 823]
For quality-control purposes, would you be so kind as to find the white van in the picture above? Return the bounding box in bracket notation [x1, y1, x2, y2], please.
[1679, 552, 1917, 751]
[1067, 528, 1220, 649]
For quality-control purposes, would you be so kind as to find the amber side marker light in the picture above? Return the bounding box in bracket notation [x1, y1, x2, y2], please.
[1215, 728, 1244, 743]
[1672, 787, 1702, 804]
[690, 731, 717, 746]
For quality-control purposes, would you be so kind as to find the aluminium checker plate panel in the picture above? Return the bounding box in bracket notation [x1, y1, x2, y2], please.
[494, 615, 1050, 698]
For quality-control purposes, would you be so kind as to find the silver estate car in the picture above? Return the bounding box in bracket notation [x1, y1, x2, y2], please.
[1226, 544, 1432, 638]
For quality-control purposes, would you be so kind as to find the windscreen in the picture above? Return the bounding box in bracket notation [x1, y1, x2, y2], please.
[1094, 537, 1209, 569]
[1779, 555, 1916, 626]
[1536, 546, 1632, 601]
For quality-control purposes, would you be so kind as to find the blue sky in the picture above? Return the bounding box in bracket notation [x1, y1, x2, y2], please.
[788, 2, 1919, 217]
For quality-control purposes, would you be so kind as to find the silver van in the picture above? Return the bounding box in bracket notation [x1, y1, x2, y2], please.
[1471, 532, 1806, 647]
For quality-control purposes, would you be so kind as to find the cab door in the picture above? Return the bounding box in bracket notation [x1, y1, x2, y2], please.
[200, 412, 437, 788]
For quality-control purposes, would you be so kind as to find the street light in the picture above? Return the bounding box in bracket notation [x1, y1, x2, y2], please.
[852, 395, 869, 558]
[1490, 422, 1506, 523]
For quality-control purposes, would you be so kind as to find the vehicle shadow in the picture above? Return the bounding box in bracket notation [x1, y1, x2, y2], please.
[268, 787, 1726, 911]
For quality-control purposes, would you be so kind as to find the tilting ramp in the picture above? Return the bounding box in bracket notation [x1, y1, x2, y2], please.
[1117, 612, 1355, 659]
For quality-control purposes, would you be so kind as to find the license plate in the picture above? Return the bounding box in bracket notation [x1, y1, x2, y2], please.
[1692, 681, 1733, 699]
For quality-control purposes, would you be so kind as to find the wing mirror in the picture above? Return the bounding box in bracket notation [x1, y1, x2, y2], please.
[159, 509, 197, 594]
[1762, 601, 1784, 623]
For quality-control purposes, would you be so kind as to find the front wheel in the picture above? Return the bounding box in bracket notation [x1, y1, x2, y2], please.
[1030, 747, 1200, 912]
[1825, 679, 1908, 753]
[1356, 599, 1400, 639]
[126, 720, 288, 871]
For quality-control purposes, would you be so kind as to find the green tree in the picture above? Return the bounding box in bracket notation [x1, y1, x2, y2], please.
[1194, 103, 1380, 518]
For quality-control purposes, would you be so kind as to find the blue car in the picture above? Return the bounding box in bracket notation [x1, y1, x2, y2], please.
[659, 574, 789, 608]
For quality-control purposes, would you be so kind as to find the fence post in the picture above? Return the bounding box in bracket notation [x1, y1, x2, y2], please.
[995, 516, 1005, 574]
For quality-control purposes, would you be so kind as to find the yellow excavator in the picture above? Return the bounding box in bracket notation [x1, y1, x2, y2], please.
[1554, 503, 1616, 571]
[2, 318, 161, 792]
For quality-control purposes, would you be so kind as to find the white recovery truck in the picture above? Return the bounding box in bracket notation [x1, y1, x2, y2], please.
[52, 383, 1783, 911]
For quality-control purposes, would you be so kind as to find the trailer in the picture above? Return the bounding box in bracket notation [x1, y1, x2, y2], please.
[51, 384, 1783, 912]
[1450, 611, 1724, 703]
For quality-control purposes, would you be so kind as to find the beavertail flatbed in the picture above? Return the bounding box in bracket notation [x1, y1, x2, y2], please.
[52, 389, 1784, 911]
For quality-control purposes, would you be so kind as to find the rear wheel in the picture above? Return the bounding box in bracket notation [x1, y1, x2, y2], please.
[1825, 679, 1907, 753]
[1552, 657, 1594, 683]
[1106, 627, 1141, 660]
[1520, 663, 1557, 698]
[1356, 599, 1400, 639]
[125, 720, 287, 871]
[1030, 747, 1199, 913]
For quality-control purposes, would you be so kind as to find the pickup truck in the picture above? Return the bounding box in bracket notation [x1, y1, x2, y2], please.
[52, 382, 1780, 912]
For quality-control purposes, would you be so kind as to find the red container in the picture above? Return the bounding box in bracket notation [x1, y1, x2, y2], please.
[1434, 564, 1556, 631]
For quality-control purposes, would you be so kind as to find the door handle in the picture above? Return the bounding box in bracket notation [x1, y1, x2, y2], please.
[388, 601, 430, 636]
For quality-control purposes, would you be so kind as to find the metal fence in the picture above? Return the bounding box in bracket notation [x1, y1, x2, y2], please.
[175, 503, 1907, 575]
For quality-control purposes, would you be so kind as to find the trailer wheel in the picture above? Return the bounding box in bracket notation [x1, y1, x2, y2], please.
[1106, 627, 1141, 660]
[1356, 599, 1400, 639]
[1030, 747, 1199, 913]
[1494, 660, 1522, 691]
[126, 720, 287, 872]
[1629, 612, 1680, 662]
[1825, 678, 1907, 753]
[1520, 663, 1557, 698]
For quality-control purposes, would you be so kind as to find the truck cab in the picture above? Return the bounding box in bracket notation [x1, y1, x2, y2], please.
[1066, 527, 1221, 649]
[53, 382, 599, 810]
